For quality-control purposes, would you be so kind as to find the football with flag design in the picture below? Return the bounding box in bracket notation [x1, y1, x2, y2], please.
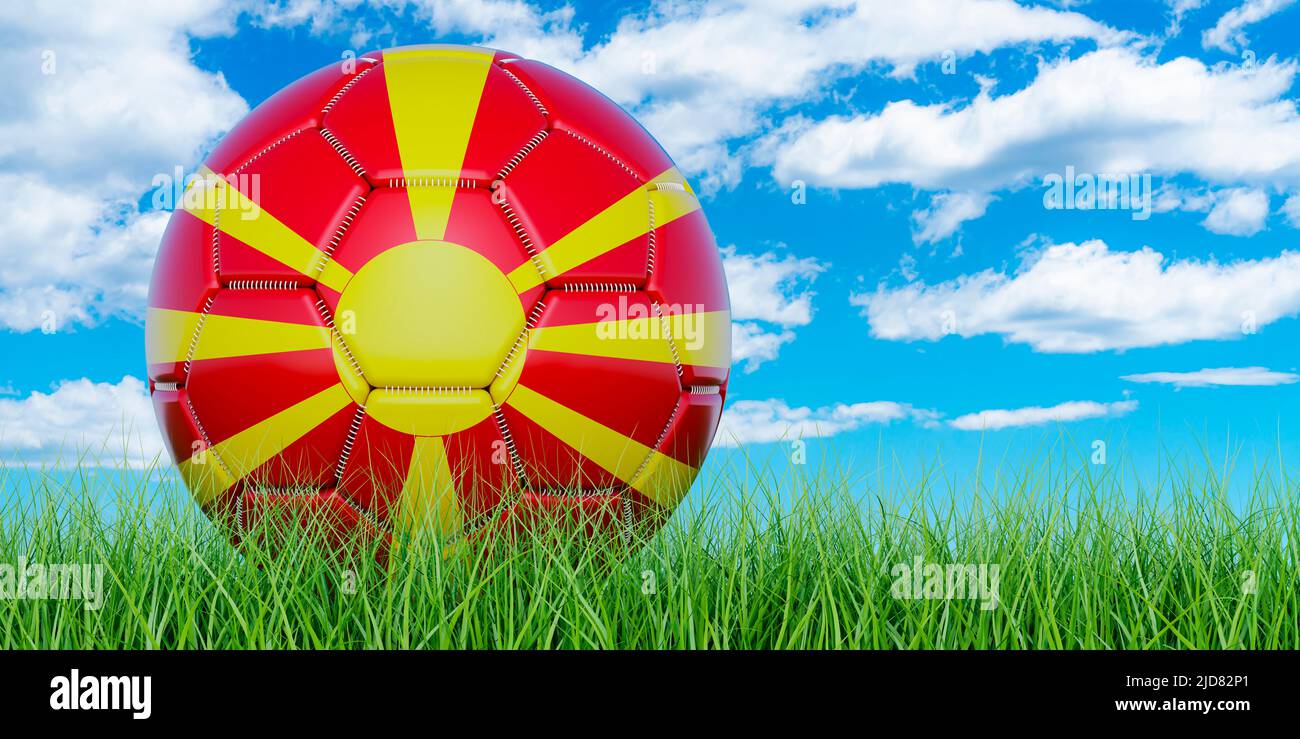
[145, 45, 731, 551]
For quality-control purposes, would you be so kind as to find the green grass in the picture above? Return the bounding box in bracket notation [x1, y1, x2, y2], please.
[1, 443, 1297, 649]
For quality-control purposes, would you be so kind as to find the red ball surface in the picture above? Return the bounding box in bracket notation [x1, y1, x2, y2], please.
[144, 44, 731, 551]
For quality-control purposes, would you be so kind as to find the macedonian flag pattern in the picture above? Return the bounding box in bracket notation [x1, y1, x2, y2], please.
[145, 45, 731, 551]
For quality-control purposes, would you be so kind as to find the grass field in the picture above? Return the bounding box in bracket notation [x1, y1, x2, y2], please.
[1, 442, 1297, 649]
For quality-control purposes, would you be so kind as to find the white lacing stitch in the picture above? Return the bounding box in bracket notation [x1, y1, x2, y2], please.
[182, 297, 215, 377]
[153, 381, 180, 392]
[621, 399, 680, 550]
[571, 487, 615, 498]
[249, 484, 322, 497]
[233, 491, 244, 536]
[315, 193, 365, 277]
[225, 280, 299, 290]
[650, 181, 687, 192]
[652, 302, 684, 378]
[334, 405, 366, 484]
[498, 199, 548, 279]
[689, 385, 721, 395]
[185, 395, 234, 480]
[231, 127, 307, 175]
[560, 128, 642, 183]
[316, 299, 366, 381]
[319, 128, 366, 177]
[497, 63, 549, 117]
[496, 130, 548, 179]
[491, 403, 528, 487]
[646, 196, 657, 278]
[320, 63, 376, 116]
[495, 328, 528, 379]
[560, 282, 637, 292]
[526, 299, 547, 329]
[620, 492, 635, 551]
[336, 492, 390, 535]
[625, 400, 680, 494]
[387, 176, 476, 188]
[210, 207, 222, 275]
[379, 385, 473, 396]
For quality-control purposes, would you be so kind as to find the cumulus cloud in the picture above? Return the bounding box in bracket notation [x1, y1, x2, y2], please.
[257, 0, 1122, 190]
[949, 399, 1137, 431]
[0, 178, 169, 331]
[0, 376, 161, 466]
[715, 398, 935, 446]
[1280, 192, 1300, 227]
[0, 0, 248, 331]
[0, 0, 1121, 330]
[1202, 0, 1296, 53]
[766, 47, 1300, 201]
[912, 192, 994, 244]
[721, 246, 827, 372]
[1121, 366, 1299, 387]
[853, 239, 1300, 353]
[1202, 187, 1271, 235]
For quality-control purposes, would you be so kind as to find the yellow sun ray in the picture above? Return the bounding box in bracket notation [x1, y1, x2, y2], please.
[506, 167, 700, 294]
[181, 168, 353, 292]
[146, 307, 332, 365]
[383, 46, 495, 240]
[179, 383, 353, 505]
[525, 310, 731, 370]
[396, 435, 462, 538]
[505, 383, 695, 505]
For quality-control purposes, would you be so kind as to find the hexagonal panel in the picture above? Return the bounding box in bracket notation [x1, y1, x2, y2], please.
[322, 49, 545, 184]
[497, 291, 681, 491]
[499, 58, 675, 182]
[335, 241, 524, 388]
[318, 188, 542, 314]
[204, 58, 379, 176]
[185, 289, 357, 489]
[645, 198, 731, 387]
[338, 411, 513, 530]
[145, 211, 220, 383]
[501, 131, 653, 288]
[214, 131, 368, 285]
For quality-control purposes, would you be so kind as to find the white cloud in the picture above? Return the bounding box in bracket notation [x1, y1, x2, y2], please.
[0, 177, 169, 331]
[1165, 0, 1207, 36]
[721, 246, 827, 372]
[730, 323, 796, 373]
[1152, 184, 1273, 235]
[912, 192, 994, 244]
[258, 0, 1122, 190]
[715, 397, 933, 446]
[0, 0, 248, 331]
[766, 48, 1300, 198]
[0, 376, 161, 466]
[949, 399, 1137, 430]
[562, 0, 1121, 189]
[1121, 366, 1299, 387]
[1281, 192, 1300, 227]
[1202, 187, 1270, 235]
[1202, 0, 1296, 53]
[853, 239, 1300, 353]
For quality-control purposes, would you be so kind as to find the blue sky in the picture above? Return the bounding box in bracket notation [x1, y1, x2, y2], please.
[2, 0, 1299, 484]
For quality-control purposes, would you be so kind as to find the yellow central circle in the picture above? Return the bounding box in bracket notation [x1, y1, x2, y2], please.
[335, 241, 524, 437]
[338, 241, 524, 388]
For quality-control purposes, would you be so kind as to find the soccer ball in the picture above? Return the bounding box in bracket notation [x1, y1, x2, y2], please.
[145, 45, 730, 552]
